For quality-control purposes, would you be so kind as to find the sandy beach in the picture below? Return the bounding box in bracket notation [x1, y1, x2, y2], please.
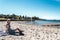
[0, 21, 60, 40]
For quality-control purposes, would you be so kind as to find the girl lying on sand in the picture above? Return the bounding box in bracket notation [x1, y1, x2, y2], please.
[5, 19, 24, 36]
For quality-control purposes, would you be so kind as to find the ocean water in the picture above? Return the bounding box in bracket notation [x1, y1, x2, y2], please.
[24, 20, 60, 25]
[16, 20, 60, 26]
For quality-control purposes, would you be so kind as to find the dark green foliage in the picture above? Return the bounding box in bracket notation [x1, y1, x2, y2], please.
[0, 14, 40, 21]
[32, 16, 40, 20]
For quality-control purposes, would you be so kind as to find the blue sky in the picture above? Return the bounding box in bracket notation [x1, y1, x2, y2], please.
[0, 0, 60, 20]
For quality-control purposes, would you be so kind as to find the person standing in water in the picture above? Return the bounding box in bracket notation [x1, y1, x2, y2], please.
[6, 19, 24, 35]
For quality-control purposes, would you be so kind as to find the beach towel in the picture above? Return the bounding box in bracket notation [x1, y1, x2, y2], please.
[0, 30, 7, 36]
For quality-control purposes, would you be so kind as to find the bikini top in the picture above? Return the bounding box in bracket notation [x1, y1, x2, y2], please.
[6, 24, 11, 29]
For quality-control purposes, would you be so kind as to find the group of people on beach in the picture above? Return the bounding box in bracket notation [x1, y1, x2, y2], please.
[5, 19, 24, 36]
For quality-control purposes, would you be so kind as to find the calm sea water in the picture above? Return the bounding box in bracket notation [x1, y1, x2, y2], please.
[16, 20, 60, 26]
[24, 20, 60, 25]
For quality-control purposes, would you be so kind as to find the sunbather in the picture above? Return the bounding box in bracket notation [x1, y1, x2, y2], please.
[6, 19, 24, 35]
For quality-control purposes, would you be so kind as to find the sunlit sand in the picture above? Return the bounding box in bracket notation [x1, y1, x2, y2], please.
[0, 21, 60, 40]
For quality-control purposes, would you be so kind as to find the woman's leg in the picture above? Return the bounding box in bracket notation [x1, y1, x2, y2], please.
[14, 28, 24, 32]
[14, 28, 24, 35]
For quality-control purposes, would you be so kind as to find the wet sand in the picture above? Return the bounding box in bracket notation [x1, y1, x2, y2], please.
[0, 21, 60, 40]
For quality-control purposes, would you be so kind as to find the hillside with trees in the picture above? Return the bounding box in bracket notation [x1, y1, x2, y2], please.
[0, 14, 40, 21]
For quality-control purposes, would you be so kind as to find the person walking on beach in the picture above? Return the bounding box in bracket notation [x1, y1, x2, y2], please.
[6, 19, 24, 35]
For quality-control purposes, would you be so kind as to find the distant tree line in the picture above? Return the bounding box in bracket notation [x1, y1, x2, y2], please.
[0, 14, 40, 21]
